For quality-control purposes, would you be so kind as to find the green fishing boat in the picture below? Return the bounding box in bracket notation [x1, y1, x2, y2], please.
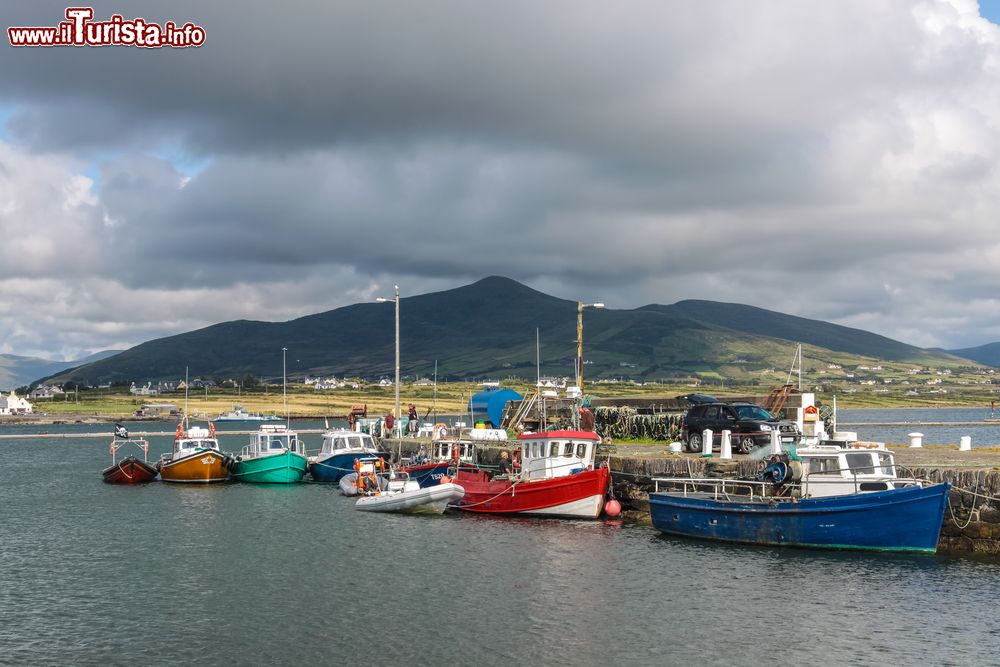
[231, 424, 307, 484]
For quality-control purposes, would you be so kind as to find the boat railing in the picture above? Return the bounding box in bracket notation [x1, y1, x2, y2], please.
[652, 477, 788, 501]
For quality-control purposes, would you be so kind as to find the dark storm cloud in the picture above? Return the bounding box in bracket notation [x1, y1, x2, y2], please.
[2, 0, 1000, 358]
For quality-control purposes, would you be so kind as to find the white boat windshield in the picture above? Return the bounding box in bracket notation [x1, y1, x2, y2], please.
[321, 433, 375, 454]
[177, 439, 219, 452]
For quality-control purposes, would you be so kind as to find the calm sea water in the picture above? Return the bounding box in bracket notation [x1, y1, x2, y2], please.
[3, 422, 1000, 666]
[838, 407, 1000, 446]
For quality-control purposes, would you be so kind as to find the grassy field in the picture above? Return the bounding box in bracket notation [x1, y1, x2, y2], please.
[17, 378, 1000, 421]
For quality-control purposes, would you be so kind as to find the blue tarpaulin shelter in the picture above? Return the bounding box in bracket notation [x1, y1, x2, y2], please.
[468, 389, 522, 428]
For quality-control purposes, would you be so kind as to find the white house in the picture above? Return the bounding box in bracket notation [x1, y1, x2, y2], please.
[30, 385, 63, 400]
[0, 391, 33, 415]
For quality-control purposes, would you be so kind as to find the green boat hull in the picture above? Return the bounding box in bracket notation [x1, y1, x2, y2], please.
[231, 450, 307, 484]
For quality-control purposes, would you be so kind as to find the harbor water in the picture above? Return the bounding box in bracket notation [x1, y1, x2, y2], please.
[838, 407, 1000, 446]
[3, 423, 1000, 665]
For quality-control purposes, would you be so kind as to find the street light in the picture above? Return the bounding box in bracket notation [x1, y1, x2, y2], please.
[577, 301, 605, 392]
[376, 285, 400, 438]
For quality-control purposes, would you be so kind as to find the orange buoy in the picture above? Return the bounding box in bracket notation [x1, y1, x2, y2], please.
[439, 475, 451, 484]
[604, 498, 622, 517]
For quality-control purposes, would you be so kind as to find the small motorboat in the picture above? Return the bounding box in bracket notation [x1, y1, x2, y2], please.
[230, 423, 308, 484]
[102, 435, 158, 484]
[158, 421, 233, 483]
[353, 459, 465, 514]
[309, 430, 392, 483]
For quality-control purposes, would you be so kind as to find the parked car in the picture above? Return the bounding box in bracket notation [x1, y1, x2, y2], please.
[681, 402, 800, 454]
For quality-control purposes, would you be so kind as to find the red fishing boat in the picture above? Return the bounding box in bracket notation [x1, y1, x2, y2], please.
[453, 430, 610, 518]
[102, 435, 158, 484]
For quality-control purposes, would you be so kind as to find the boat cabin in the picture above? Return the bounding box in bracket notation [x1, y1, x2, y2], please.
[174, 425, 221, 455]
[432, 440, 475, 464]
[798, 443, 914, 498]
[319, 430, 378, 455]
[245, 424, 304, 456]
[518, 430, 600, 481]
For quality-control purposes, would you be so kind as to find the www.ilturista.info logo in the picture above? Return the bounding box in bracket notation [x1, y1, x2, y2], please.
[8, 7, 205, 48]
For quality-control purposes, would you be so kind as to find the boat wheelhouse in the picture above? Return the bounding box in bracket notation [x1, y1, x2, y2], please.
[231, 424, 307, 484]
[158, 423, 232, 483]
[308, 430, 390, 482]
[453, 430, 610, 519]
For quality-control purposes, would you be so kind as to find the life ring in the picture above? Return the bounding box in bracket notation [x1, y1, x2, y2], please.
[175, 424, 184, 438]
[848, 441, 880, 449]
[433, 423, 448, 440]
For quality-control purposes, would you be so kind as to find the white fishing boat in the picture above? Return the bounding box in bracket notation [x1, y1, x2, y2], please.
[211, 404, 282, 422]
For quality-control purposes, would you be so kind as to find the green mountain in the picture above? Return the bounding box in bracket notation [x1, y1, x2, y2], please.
[643, 300, 942, 362]
[40, 277, 975, 386]
[0, 350, 122, 390]
[945, 342, 1000, 367]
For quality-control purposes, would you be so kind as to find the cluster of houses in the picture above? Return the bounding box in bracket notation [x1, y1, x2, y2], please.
[0, 391, 33, 415]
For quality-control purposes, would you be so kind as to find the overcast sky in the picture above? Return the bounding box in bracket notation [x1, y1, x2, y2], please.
[2, 0, 1000, 359]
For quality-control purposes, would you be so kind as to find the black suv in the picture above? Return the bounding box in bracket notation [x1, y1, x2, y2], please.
[682, 402, 799, 454]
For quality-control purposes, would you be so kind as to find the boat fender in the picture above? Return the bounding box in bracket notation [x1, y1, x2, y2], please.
[451, 445, 460, 465]
[604, 498, 622, 517]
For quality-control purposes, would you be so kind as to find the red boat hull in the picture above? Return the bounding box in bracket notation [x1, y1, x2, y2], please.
[102, 456, 158, 484]
[453, 466, 610, 518]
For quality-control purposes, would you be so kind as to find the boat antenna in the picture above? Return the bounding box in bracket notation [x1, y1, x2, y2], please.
[184, 366, 189, 430]
[785, 343, 802, 390]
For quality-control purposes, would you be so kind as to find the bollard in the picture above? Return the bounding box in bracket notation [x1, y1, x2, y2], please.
[770, 428, 782, 455]
[960, 435, 972, 451]
[720, 430, 732, 459]
[908, 432, 923, 448]
[702, 429, 713, 456]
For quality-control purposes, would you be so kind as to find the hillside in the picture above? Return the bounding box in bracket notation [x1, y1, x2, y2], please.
[0, 350, 121, 390]
[643, 300, 944, 362]
[946, 342, 1000, 367]
[40, 277, 977, 386]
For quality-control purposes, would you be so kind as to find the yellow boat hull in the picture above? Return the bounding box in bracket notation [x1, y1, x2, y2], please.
[159, 450, 230, 483]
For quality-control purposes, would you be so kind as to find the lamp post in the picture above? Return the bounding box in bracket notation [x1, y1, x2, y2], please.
[376, 285, 400, 438]
[577, 301, 605, 392]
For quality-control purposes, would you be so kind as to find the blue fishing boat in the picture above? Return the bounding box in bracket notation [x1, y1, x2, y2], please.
[308, 430, 391, 482]
[397, 440, 473, 488]
[649, 442, 951, 553]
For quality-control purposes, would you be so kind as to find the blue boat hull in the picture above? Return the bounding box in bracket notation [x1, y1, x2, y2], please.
[400, 461, 452, 488]
[309, 451, 392, 482]
[649, 483, 951, 553]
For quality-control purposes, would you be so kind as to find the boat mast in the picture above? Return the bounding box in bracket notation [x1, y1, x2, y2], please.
[433, 360, 438, 424]
[184, 366, 189, 430]
[282, 347, 288, 427]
